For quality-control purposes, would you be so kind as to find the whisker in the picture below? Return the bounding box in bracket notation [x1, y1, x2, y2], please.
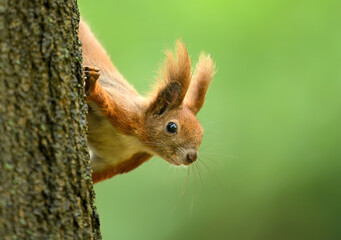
[178, 166, 190, 200]
[198, 154, 220, 165]
[194, 162, 204, 191]
[197, 158, 209, 171]
[199, 145, 209, 152]
[198, 157, 222, 185]
[190, 189, 195, 216]
[169, 166, 190, 215]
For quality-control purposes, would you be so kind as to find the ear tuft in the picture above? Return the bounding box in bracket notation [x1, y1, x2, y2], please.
[147, 40, 192, 115]
[163, 40, 191, 89]
[185, 52, 216, 114]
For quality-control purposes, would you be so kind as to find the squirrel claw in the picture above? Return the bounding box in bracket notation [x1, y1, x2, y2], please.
[83, 65, 100, 95]
[84, 65, 100, 72]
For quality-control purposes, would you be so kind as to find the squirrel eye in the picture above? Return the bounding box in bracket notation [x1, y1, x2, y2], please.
[166, 122, 178, 134]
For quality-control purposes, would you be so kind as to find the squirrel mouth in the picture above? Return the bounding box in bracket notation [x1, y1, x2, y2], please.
[168, 157, 181, 166]
[167, 151, 198, 166]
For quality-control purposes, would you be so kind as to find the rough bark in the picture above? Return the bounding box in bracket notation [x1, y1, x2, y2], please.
[0, 0, 101, 239]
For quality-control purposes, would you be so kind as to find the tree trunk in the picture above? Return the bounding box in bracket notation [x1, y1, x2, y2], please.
[0, 0, 101, 239]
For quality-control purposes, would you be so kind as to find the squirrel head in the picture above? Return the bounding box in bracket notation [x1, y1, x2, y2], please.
[141, 40, 215, 166]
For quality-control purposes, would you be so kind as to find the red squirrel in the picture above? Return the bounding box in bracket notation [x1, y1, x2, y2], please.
[79, 20, 215, 183]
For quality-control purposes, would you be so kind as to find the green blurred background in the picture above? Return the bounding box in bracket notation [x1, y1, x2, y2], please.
[79, 1, 341, 239]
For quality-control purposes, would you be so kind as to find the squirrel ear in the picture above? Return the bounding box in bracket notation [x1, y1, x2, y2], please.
[148, 40, 191, 115]
[185, 53, 215, 115]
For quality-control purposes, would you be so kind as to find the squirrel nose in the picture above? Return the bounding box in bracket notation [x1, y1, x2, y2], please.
[186, 151, 198, 163]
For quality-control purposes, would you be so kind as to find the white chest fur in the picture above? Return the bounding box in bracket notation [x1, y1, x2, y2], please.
[87, 103, 148, 172]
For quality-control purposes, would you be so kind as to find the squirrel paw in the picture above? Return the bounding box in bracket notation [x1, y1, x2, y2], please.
[83, 65, 100, 95]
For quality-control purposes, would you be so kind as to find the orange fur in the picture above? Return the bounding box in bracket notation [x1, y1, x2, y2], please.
[79, 20, 117, 76]
[86, 81, 142, 135]
[185, 53, 215, 114]
[147, 41, 192, 115]
[80, 20, 215, 183]
[92, 153, 152, 183]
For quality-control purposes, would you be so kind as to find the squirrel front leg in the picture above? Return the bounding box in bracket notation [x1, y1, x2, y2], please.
[83, 66, 140, 134]
[83, 66, 101, 96]
[83, 65, 106, 101]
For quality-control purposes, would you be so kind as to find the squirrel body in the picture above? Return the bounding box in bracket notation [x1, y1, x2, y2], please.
[79, 20, 215, 183]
